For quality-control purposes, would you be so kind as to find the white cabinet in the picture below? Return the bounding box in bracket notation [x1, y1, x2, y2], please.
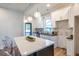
[40, 34, 58, 48]
[51, 17, 56, 28]
[69, 16, 74, 28]
[57, 29, 68, 48]
[52, 20, 56, 28]
[49, 36, 58, 48]
[67, 39, 74, 56]
[68, 6, 74, 28]
[51, 7, 70, 28]
[51, 18, 59, 28]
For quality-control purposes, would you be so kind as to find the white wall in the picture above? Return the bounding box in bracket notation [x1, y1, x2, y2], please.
[0, 8, 24, 37]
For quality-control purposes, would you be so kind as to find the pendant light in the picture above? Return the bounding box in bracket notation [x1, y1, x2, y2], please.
[24, 16, 33, 22]
[34, 8, 41, 18]
[27, 16, 33, 22]
[24, 16, 28, 23]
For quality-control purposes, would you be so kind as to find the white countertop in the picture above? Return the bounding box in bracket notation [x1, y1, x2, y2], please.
[14, 36, 54, 56]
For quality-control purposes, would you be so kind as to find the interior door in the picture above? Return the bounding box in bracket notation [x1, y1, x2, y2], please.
[25, 23, 32, 36]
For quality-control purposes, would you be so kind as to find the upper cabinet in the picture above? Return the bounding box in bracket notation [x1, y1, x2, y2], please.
[51, 7, 70, 28]
[68, 15, 74, 28]
[51, 17, 57, 28]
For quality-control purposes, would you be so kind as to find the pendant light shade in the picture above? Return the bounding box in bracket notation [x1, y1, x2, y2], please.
[34, 8, 41, 18]
[34, 12, 41, 18]
[27, 16, 33, 22]
[24, 16, 33, 22]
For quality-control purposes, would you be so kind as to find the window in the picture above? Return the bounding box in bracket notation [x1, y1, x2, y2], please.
[43, 16, 52, 32]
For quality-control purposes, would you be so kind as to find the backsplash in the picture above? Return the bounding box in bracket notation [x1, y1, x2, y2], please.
[35, 28, 44, 33]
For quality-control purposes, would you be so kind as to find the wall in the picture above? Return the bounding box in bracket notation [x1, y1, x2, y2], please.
[74, 16, 79, 54]
[67, 4, 79, 55]
[0, 8, 24, 37]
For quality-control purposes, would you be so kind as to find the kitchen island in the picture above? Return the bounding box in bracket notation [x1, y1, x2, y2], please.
[14, 36, 54, 56]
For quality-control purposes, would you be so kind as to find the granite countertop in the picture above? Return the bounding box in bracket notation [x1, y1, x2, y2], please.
[14, 36, 54, 56]
[40, 32, 53, 36]
[40, 32, 58, 36]
[33, 31, 58, 36]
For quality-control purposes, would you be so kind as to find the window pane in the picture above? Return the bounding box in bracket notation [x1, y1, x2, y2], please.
[44, 16, 52, 32]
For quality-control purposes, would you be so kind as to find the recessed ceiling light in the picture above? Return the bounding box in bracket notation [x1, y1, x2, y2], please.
[46, 4, 51, 7]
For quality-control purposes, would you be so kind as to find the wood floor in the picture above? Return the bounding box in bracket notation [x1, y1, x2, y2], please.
[54, 47, 66, 56]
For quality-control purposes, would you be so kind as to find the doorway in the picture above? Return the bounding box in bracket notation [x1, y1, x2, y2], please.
[25, 23, 32, 36]
[74, 16, 79, 55]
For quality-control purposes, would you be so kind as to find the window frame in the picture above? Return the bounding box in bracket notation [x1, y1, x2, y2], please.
[43, 16, 52, 32]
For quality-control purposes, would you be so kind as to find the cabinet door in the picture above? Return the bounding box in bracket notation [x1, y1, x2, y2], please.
[37, 45, 54, 56]
[47, 36, 58, 48]
[51, 36, 58, 48]
[57, 29, 67, 48]
[69, 16, 74, 28]
[52, 20, 56, 28]
[51, 17, 57, 28]
[67, 40, 74, 56]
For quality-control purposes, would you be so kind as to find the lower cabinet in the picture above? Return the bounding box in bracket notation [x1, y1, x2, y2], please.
[36, 44, 54, 56]
[66, 39, 74, 56]
[29, 44, 54, 56]
[40, 35, 58, 48]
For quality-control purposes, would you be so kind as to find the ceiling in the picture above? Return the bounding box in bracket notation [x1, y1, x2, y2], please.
[24, 3, 73, 16]
[0, 3, 34, 13]
[0, 3, 73, 15]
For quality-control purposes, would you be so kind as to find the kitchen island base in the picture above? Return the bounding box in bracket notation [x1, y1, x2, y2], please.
[29, 44, 54, 56]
